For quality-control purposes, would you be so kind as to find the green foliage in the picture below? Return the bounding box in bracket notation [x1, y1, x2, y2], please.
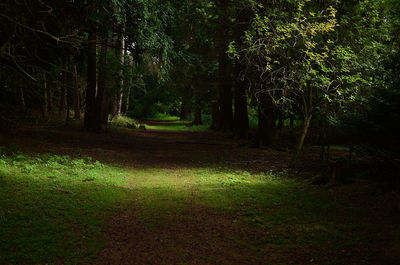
[110, 115, 139, 127]
[324, 0, 400, 173]
[237, 0, 353, 116]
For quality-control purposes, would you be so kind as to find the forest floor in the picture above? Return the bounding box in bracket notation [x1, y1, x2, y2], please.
[1, 121, 400, 264]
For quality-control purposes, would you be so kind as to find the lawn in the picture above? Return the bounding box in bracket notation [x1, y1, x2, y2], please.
[144, 124, 210, 131]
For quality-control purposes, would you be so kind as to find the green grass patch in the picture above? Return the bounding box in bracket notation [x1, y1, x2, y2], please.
[145, 113, 180, 121]
[145, 124, 209, 131]
[0, 150, 134, 264]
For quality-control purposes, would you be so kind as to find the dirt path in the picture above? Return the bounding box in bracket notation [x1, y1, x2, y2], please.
[95, 205, 270, 265]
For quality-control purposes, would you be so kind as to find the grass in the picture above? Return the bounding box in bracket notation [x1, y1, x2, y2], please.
[145, 113, 180, 121]
[145, 124, 209, 131]
[108, 115, 209, 131]
[193, 170, 360, 251]
[0, 146, 386, 264]
[0, 149, 134, 264]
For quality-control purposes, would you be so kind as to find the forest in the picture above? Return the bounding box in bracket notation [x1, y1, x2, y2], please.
[1, 0, 400, 264]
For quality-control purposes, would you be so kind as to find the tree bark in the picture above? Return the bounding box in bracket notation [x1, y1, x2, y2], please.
[16, 78, 26, 111]
[59, 65, 67, 116]
[180, 88, 192, 121]
[72, 63, 80, 120]
[256, 92, 277, 147]
[42, 73, 48, 119]
[211, 100, 220, 130]
[84, 30, 97, 131]
[124, 57, 133, 115]
[233, 60, 249, 139]
[233, 8, 249, 139]
[46, 76, 53, 114]
[290, 85, 314, 167]
[124, 86, 130, 114]
[216, 0, 233, 132]
[277, 110, 284, 133]
[114, 25, 125, 117]
[290, 113, 312, 167]
[95, 32, 110, 130]
[193, 107, 202, 125]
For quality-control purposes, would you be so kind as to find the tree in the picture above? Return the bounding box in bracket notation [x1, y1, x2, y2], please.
[233, 0, 360, 165]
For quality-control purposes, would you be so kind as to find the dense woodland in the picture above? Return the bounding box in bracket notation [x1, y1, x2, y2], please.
[1, 0, 400, 168]
[1, 0, 400, 264]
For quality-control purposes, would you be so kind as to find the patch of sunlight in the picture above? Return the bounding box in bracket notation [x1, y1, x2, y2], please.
[0, 148, 134, 265]
[145, 124, 209, 131]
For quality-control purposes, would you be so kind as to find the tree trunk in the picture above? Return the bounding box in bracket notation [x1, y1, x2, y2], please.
[233, 60, 249, 139]
[290, 113, 312, 167]
[42, 73, 48, 119]
[180, 104, 192, 121]
[233, 8, 250, 139]
[211, 100, 220, 130]
[16, 78, 26, 112]
[124, 86, 130, 114]
[180, 88, 192, 121]
[47, 77, 53, 114]
[114, 26, 125, 117]
[216, 0, 233, 132]
[124, 57, 133, 115]
[193, 107, 202, 125]
[256, 93, 277, 147]
[217, 54, 233, 132]
[72, 63, 80, 120]
[96, 32, 110, 130]
[59, 66, 67, 116]
[277, 111, 284, 133]
[84, 30, 97, 131]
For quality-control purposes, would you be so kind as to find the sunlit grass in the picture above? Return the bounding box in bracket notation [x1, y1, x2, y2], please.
[145, 113, 180, 121]
[145, 124, 209, 131]
[0, 150, 134, 264]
